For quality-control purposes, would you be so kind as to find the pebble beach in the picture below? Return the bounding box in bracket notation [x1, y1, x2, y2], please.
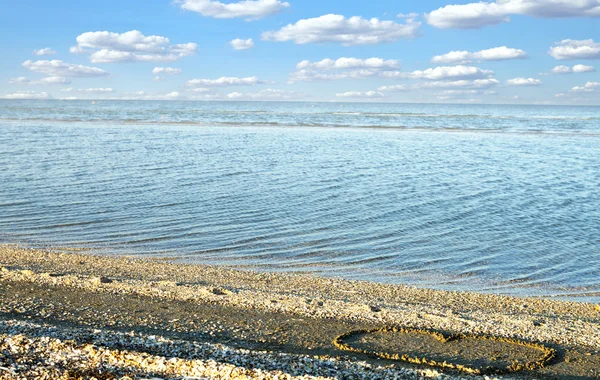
[1, 245, 599, 379]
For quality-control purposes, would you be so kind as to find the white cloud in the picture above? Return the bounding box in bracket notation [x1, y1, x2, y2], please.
[164, 92, 182, 99]
[230, 38, 255, 50]
[336, 91, 385, 98]
[426, 2, 508, 29]
[262, 14, 421, 46]
[61, 87, 115, 93]
[3, 91, 51, 99]
[551, 65, 572, 74]
[550, 64, 596, 74]
[573, 64, 596, 73]
[397, 12, 419, 18]
[38, 76, 71, 85]
[426, 0, 600, 29]
[8, 77, 30, 84]
[226, 92, 244, 99]
[289, 69, 403, 83]
[9, 76, 71, 85]
[33, 48, 57, 56]
[289, 57, 402, 83]
[570, 81, 600, 92]
[432, 46, 527, 64]
[226, 88, 300, 100]
[190, 93, 223, 100]
[297, 57, 400, 70]
[178, 0, 289, 20]
[291, 65, 498, 86]
[186, 76, 273, 87]
[506, 77, 542, 86]
[22, 60, 110, 77]
[118, 91, 187, 100]
[71, 30, 197, 63]
[377, 84, 409, 92]
[549, 39, 600, 60]
[438, 89, 481, 95]
[152, 67, 182, 75]
[417, 78, 500, 89]
[409, 66, 494, 80]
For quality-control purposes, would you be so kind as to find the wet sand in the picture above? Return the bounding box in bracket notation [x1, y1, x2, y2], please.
[0, 245, 599, 379]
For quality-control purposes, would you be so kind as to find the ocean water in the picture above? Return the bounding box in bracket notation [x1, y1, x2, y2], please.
[0, 100, 599, 302]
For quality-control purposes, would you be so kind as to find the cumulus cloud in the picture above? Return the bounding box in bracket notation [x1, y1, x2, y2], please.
[573, 64, 596, 72]
[186, 76, 273, 87]
[36, 76, 71, 85]
[118, 91, 186, 100]
[8, 77, 30, 84]
[506, 77, 542, 86]
[289, 64, 494, 84]
[61, 87, 115, 94]
[377, 84, 409, 92]
[8, 76, 71, 85]
[549, 39, 600, 60]
[425, 2, 508, 29]
[164, 92, 182, 99]
[438, 89, 482, 95]
[397, 12, 419, 18]
[416, 78, 500, 89]
[426, 0, 600, 29]
[178, 0, 289, 19]
[550, 64, 595, 74]
[262, 14, 421, 46]
[188, 87, 211, 93]
[432, 46, 527, 64]
[409, 66, 494, 80]
[230, 38, 255, 50]
[22, 60, 110, 77]
[435, 89, 489, 102]
[288, 69, 382, 83]
[570, 81, 600, 92]
[191, 93, 223, 100]
[226, 88, 300, 100]
[33, 48, 57, 56]
[288, 57, 403, 83]
[297, 57, 400, 70]
[152, 67, 182, 75]
[70, 30, 197, 63]
[336, 91, 385, 98]
[3, 91, 52, 99]
[551, 65, 572, 74]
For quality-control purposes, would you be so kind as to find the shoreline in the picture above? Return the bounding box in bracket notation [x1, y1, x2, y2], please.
[1, 245, 599, 379]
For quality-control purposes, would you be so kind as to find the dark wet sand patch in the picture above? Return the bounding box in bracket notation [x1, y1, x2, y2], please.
[1, 246, 600, 379]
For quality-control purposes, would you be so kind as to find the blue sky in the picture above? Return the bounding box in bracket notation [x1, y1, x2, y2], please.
[1, 0, 599, 104]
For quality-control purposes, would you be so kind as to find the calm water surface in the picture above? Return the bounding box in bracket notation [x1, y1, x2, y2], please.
[1, 100, 599, 302]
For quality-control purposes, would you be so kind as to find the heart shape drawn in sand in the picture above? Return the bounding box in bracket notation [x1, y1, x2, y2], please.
[334, 326, 556, 375]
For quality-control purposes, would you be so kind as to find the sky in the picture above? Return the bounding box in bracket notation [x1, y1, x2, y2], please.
[1, 0, 599, 104]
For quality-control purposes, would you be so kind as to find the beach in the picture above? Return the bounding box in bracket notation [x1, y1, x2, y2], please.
[1, 245, 599, 379]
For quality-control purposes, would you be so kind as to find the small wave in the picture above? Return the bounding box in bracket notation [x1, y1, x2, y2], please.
[1, 117, 599, 138]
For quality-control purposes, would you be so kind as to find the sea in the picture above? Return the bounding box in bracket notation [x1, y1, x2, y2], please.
[0, 100, 598, 302]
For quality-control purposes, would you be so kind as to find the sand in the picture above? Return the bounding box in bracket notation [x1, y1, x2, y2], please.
[0, 245, 599, 379]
